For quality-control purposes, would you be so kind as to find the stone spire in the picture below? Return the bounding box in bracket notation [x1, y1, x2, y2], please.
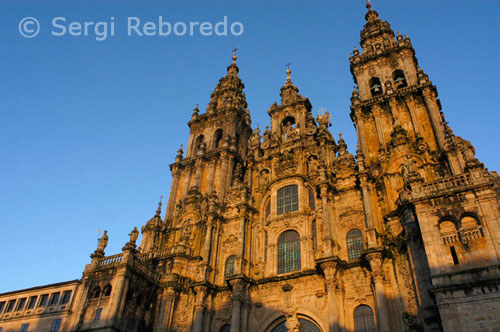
[205, 52, 248, 114]
[359, 0, 397, 53]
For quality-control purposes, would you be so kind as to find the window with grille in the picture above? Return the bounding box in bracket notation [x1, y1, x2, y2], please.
[224, 255, 235, 278]
[271, 321, 287, 332]
[278, 230, 301, 274]
[20, 323, 29, 332]
[277, 185, 298, 215]
[347, 229, 364, 260]
[354, 305, 376, 332]
[51, 319, 61, 332]
[298, 318, 321, 332]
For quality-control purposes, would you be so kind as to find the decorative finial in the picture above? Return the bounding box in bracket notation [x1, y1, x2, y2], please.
[156, 196, 163, 216]
[232, 47, 239, 63]
[366, 0, 372, 9]
[285, 63, 292, 83]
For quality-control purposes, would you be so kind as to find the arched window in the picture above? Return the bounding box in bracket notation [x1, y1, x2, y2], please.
[90, 287, 100, 299]
[308, 187, 316, 210]
[461, 215, 479, 229]
[393, 69, 407, 89]
[224, 255, 236, 278]
[214, 129, 223, 149]
[278, 230, 301, 274]
[219, 324, 231, 332]
[103, 285, 112, 297]
[270, 321, 287, 332]
[347, 229, 364, 261]
[277, 185, 299, 215]
[194, 135, 205, 155]
[354, 305, 376, 332]
[369, 77, 383, 96]
[298, 318, 322, 332]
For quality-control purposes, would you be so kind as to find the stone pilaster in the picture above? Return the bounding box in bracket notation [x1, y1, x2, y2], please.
[366, 252, 391, 332]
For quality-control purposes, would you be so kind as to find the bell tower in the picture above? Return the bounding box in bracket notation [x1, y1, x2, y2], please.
[166, 53, 252, 221]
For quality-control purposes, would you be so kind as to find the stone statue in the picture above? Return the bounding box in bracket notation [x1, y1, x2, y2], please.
[129, 227, 139, 244]
[97, 230, 108, 252]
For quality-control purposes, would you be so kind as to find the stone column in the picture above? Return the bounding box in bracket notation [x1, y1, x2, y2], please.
[237, 206, 247, 274]
[422, 87, 445, 150]
[202, 216, 214, 264]
[366, 252, 391, 332]
[229, 279, 246, 332]
[192, 286, 207, 332]
[371, 105, 386, 150]
[320, 261, 341, 332]
[153, 288, 177, 332]
[359, 174, 377, 248]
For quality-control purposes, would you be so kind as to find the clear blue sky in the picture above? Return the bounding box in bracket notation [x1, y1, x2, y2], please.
[1, 0, 499, 293]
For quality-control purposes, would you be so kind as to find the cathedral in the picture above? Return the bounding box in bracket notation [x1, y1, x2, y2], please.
[1, 3, 500, 332]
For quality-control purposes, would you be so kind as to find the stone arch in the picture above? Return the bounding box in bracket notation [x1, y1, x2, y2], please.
[393, 69, 407, 89]
[459, 212, 481, 229]
[369, 77, 382, 96]
[438, 216, 458, 233]
[102, 284, 112, 297]
[213, 129, 224, 149]
[193, 134, 205, 155]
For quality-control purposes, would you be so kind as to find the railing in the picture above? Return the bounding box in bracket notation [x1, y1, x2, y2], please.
[441, 226, 484, 245]
[420, 174, 473, 195]
[441, 231, 459, 245]
[97, 253, 123, 267]
[460, 227, 484, 244]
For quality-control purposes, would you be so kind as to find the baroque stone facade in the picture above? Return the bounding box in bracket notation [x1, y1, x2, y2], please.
[2, 4, 500, 332]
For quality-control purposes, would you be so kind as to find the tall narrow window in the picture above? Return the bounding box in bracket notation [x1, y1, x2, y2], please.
[0, 301, 5, 314]
[95, 308, 102, 321]
[224, 255, 236, 278]
[265, 200, 271, 219]
[61, 291, 72, 304]
[312, 220, 318, 251]
[347, 229, 364, 261]
[308, 187, 316, 210]
[277, 185, 299, 215]
[354, 305, 376, 332]
[20, 323, 29, 332]
[194, 135, 205, 155]
[450, 246, 459, 265]
[91, 287, 100, 299]
[51, 319, 61, 332]
[278, 230, 301, 274]
[27, 296, 37, 310]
